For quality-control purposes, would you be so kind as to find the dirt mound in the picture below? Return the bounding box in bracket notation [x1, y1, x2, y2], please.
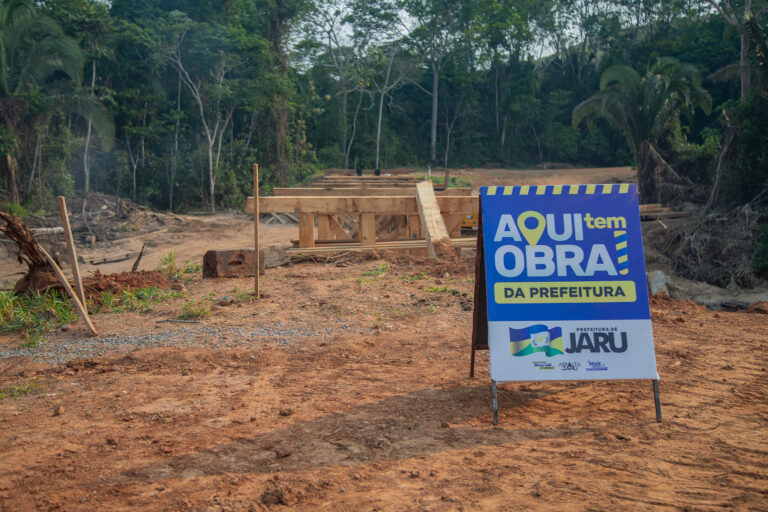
[40, 270, 171, 297]
[290, 248, 472, 277]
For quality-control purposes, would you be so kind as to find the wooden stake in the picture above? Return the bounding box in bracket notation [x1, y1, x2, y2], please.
[253, 163, 260, 298]
[40, 246, 97, 336]
[56, 196, 86, 306]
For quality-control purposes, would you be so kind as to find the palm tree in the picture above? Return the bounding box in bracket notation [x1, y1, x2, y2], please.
[572, 57, 712, 202]
[0, 0, 112, 202]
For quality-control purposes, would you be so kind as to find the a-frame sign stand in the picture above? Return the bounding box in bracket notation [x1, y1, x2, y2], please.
[469, 192, 662, 426]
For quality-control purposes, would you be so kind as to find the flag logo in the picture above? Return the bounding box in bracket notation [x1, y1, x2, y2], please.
[509, 325, 564, 357]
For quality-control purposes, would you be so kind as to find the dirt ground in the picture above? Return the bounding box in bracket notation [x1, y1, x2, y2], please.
[0, 167, 767, 511]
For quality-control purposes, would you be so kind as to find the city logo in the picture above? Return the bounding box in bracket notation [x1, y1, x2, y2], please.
[533, 361, 555, 370]
[509, 325, 564, 357]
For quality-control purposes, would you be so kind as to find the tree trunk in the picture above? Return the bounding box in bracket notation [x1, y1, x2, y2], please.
[638, 142, 656, 204]
[2, 155, 20, 204]
[740, 0, 753, 100]
[169, 76, 181, 210]
[345, 91, 363, 169]
[274, 99, 289, 185]
[207, 141, 215, 213]
[430, 60, 438, 163]
[340, 77, 348, 161]
[83, 59, 96, 193]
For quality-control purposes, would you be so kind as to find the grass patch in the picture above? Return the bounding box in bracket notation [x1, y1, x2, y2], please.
[89, 287, 185, 314]
[401, 272, 427, 282]
[0, 381, 42, 400]
[424, 285, 458, 294]
[178, 300, 209, 320]
[362, 263, 388, 277]
[0, 290, 77, 333]
[417, 175, 473, 188]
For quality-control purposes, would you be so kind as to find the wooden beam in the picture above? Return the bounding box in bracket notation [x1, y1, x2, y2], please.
[444, 214, 464, 238]
[286, 237, 477, 254]
[317, 214, 330, 240]
[407, 214, 422, 240]
[359, 213, 376, 246]
[40, 246, 97, 336]
[249, 195, 664, 215]
[328, 215, 353, 241]
[299, 213, 315, 248]
[247, 196, 477, 214]
[273, 187, 472, 196]
[415, 180, 450, 259]
[56, 196, 85, 306]
[322, 175, 419, 180]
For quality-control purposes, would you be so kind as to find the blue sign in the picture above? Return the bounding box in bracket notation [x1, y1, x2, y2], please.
[480, 184, 658, 382]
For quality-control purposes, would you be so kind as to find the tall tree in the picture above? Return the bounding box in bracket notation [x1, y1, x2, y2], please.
[0, 0, 112, 202]
[166, 20, 238, 213]
[401, 0, 468, 163]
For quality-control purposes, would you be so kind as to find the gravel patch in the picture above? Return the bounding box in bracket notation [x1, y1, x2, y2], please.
[0, 323, 357, 365]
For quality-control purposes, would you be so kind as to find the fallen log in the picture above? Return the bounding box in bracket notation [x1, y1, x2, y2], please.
[203, 249, 265, 278]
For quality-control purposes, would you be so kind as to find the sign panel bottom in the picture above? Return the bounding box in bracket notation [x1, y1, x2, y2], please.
[488, 319, 659, 382]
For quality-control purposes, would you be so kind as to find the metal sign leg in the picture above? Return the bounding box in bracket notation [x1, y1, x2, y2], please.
[652, 380, 662, 422]
[491, 380, 499, 425]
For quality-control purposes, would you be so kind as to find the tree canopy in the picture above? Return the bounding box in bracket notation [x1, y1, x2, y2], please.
[0, 0, 764, 212]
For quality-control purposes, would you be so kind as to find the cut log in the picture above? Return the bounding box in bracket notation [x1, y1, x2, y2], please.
[203, 249, 265, 278]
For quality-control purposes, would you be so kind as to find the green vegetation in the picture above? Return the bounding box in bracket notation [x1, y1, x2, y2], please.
[0, 290, 77, 333]
[89, 287, 184, 314]
[178, 300, 209, 320]
[0, 0, 765, 278]
[0, 381, 42, 400]
[424, 286, 458, 294]
[159, 250, 201, 281]
[401, 272, 428, 282]
[362, 263, 389, 277]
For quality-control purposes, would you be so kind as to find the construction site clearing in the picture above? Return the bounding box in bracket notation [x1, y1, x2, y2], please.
[0, 166, 767, 511]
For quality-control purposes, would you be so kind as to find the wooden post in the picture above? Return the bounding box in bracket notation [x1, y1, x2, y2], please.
[299, 213, 315, 248]
[56, 196, 85, 306]
[40, 246, 97, 336]
[360, 213, 376, 246]
[253, 163, 260, 298]
[317, 214, 331, 240]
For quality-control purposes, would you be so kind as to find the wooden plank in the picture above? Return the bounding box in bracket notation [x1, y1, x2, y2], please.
[317, 214, 330, 240]
[273, 187, 472, 196]
[359, 213, 376, 246]
[407, 214, 422, 240]
[286, 238, 477, 254]
[299, 213, 315, 248]
[444, 214, 464, 238]
[56, 196, 85, 306]
[415, 180, 450, 259]
[40, 246, 97, 336]
[328, 215, 353, 241]
[247, 196, 476, 214]
[322, 175, 419, 180]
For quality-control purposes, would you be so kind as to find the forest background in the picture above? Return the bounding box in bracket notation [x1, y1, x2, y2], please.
[1, 0, 767, 278]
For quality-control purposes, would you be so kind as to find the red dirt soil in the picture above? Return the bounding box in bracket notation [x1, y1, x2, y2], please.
[0, 257, 766, 511]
